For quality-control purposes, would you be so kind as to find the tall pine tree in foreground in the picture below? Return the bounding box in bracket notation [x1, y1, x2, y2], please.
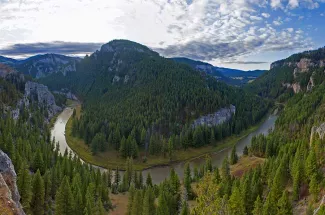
[55, 176, 74, 215]
[30, 170, 45, 215]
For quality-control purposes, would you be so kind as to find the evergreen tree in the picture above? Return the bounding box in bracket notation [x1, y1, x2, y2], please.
[146, 173, 153, 187]
[17, 165, 32, 211]
[131, 190, 143, 215]
[230, 145, 238, 165]
[221, 157, 230, 180]
[180, 200, 190, 215]
[252, 196, 263, 215]
[127, 185, 135, 215]
[30, 170, 45, 215]
[243, 146, 249, 156]
[184, 162, 192, 198]
[229, 186, 246, 215]
[309, 173, 319, 202]
[55, 177, 74, 215]
[277, 191, 292, 215]
[143, 186, 155, 215]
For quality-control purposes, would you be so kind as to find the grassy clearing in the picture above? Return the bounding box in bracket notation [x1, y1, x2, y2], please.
[230, 156, 265, 178]
[65, 104, 269, 170]
[110, 193, 129, 215]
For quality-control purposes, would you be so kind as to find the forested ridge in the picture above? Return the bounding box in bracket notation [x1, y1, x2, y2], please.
[40, 40, 269, 158]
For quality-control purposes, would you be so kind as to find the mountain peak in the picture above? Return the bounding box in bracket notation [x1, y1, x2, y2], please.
[100, 39, 158, 55]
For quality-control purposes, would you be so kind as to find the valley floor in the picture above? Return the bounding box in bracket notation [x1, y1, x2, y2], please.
[64, 104, 270, 170]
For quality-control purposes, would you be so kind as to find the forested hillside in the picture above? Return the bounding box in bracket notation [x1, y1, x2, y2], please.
[40, 40, 269, 159]
[0, 73, 111, 214]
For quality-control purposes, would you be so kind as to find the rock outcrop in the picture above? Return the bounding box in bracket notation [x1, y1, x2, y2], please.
[271, 58, 325, 70]
[192, 105, 236, 128]
[0, 150, 24, 215]
[22, 81, 62, 119]
[310, 123, 325, 145]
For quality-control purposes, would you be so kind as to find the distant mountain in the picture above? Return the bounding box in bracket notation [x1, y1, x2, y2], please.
[215, 67, 265, 79]
[172, 57, 225, 78]
[0, 56, 18, 65]
[0, 54, 80, 78]
[172, 57, 266, 85]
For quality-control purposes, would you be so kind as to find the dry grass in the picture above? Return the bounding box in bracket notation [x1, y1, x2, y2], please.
[230, 156, 265, 178]
[0, 187, 15, 215]
[110, 193, 129, 215]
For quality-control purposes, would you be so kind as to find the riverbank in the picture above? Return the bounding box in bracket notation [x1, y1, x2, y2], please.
[64, 103, 272, 170]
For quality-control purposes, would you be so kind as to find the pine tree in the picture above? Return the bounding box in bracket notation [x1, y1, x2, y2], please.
[119, 136, 127, 157]
[32, 149, 45, 174]
[143, 186, 155, 215]
[131, 190, 143, 215]
[43, 170, 52, 213]
[180, 200, 190, 215]
[243, 146, 249, 156]
[306, 149, 318, 177]
[230, 145, 238, 165]
[84, 183, 97, 215]
[30, 170, 45, 215]
[127, 185, 135, 215]
[221, 157, 230, 180]
[17, 165, 32, 211]
[205, 155, 212, 173]
[229, 186, 246, 215]
[309, 173, 319, 202]
[146, 173, 153, 187]
[55, 177, 74, 215]
[277, 191, 292, 215]
[184, 162, 192, 198]
[252, 196, 263, 215]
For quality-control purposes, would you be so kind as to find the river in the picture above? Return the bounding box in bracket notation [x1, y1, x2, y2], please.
[51, 107, 277, 184]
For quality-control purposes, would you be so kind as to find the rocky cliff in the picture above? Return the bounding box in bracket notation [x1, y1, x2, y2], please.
[22, 81, 62, 119]
[310, 122, 325, 145]
[269, 47, 325, 94]
[192, 105, 236, 128]
[0, 150, 24, 215]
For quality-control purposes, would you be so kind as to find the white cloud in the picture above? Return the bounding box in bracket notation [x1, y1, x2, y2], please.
[288, 0, 299, 8]
[0, 0, 317, 68]
[271, 0, 283, 9]
[261, 13, 270, 18]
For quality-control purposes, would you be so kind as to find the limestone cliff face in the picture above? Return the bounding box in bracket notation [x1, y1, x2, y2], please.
[22, 81, 62, 119]
[270, 58, 325, 71]
[271, 55, 325, 94]
[0, 150, 25, 215]
[192, 105, 236, 128]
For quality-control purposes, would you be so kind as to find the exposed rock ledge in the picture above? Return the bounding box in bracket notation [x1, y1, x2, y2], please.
[0, 150, 24, 215]
[192, 105, 236, 128]
[310, 123, 325, 145]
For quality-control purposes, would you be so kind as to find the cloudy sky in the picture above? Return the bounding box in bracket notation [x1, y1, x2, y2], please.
[0, 0, 324, 70]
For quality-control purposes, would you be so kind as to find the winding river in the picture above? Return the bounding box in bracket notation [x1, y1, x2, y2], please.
[51, 107, 277, 184]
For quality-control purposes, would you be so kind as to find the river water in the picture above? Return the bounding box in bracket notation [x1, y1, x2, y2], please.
[51, 107, 277, 184]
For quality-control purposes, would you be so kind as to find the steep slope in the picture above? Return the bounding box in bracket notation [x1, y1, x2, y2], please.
[247, 47, 325, 100]
[40, 40, 269, 159]
[0, 150, 24, 215]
